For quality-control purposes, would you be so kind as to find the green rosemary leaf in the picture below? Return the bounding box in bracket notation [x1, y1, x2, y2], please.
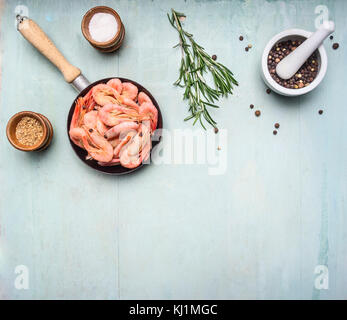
[193, 113, 200, 125]
[204, 101, 220, 108]
[168, 9, 238, 129]
[199, 116, 207, 130]
[203, 108, 217, 125]
[184, 114, 195, 121]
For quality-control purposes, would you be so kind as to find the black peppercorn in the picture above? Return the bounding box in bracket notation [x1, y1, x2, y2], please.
[267, 40, 319, 89]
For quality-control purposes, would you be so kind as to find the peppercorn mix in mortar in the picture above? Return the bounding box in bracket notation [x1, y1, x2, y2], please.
[268, 40, 319, 89]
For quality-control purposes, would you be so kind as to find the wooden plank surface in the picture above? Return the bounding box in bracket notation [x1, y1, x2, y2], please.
[0, 0, 346, 299]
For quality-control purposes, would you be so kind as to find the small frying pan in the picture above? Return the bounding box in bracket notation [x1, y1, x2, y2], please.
[17, 16, 163, 175]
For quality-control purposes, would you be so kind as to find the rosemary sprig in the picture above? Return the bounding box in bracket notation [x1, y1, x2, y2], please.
[168, 8, 238, 129]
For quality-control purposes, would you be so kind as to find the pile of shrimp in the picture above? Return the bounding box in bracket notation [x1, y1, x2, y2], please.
[69, 78, 158, 169]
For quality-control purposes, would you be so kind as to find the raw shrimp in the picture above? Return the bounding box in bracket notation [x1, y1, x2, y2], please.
[118, 95, 140, 111]
[104, 121, 139, 140]
[81, 128, 113, 163]
[69, 127, 87, 149]
[83, 111, 108, 136]
[99, 104, 140, 127]
[138, 92, 153, 106]
[119, 123, 151, 168]
[139, 102, 158, 131]
[83, 88, 96, 111]
[106, 78, 122, 94]
[121, 82, 138, 101]
[70, 97, 86, 131]
[83, 110, 98, 128]
[98, 104, 123, 127]
[96, 116, 108, 136]
[92, 84, 120, 106]
[119, 139, 151, 169]
[113, 131, 136, 158]
[107, 78, 138, 101]
[137, 92, 157, 131]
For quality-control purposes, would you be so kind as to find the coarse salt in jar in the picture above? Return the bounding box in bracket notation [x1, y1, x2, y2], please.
[81, 6, 125, 53]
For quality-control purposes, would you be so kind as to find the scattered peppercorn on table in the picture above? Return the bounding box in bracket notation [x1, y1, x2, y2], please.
[0, 0, 346, 299]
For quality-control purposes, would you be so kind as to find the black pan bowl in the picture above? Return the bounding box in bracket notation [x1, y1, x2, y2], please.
[67, 77, 163, 175]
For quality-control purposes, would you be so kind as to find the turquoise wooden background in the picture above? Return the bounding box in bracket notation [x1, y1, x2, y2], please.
[0, 0, 346, 299]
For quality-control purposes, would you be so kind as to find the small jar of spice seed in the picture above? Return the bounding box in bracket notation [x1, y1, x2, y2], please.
[6, 111, 53, 152]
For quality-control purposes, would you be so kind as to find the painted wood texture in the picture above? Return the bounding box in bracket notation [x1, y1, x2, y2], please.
[0, 0, 346, 299]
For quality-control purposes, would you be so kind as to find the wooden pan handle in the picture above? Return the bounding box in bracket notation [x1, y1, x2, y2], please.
[18, 18, 81, 83]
